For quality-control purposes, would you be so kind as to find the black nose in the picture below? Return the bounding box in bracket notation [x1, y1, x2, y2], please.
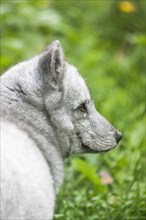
[115, 132, 122, 143]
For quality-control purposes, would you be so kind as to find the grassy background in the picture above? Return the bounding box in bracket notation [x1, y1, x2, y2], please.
[1, 1, 145, 219]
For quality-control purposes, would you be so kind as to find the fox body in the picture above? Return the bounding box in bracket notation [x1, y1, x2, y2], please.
[0, 41, 122, 220]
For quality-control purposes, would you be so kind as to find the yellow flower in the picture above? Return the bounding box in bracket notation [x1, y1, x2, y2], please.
[119, 1, 136, 13]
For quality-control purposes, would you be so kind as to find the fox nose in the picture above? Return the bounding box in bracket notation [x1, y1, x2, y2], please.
[115, 132, 122, 143]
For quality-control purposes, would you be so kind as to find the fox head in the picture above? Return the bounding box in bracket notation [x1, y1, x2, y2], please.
[37, 40, 122, 156]
[2, 40, 122, 157]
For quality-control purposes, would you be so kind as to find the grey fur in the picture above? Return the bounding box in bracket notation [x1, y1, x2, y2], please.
[0, 40, 122, 220]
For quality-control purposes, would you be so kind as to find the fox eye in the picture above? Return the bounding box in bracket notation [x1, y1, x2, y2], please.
[77, 103, 87, 113]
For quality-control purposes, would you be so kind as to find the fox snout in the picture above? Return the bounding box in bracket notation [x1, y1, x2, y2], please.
[76, 109, 123, 154]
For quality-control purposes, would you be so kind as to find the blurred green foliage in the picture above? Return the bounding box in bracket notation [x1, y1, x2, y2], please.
[1, 0, 145, 219]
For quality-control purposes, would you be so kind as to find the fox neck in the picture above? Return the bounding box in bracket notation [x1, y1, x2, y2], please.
[1, 83, 65, 193]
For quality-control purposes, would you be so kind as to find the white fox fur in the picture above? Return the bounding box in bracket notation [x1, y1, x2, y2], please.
[0, 40, 122, 219]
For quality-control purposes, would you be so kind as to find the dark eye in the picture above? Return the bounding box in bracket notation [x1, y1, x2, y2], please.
[77, 103, 87, 113]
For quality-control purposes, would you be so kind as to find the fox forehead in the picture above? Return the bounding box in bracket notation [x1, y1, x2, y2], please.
[64, 63, 91, 105]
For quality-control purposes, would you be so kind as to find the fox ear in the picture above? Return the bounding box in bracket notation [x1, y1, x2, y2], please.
[39, 40, 65, 89]
[49, 40, 64, 75]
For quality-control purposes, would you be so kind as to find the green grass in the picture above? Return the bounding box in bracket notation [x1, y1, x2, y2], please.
[1, 1, 145, 219]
